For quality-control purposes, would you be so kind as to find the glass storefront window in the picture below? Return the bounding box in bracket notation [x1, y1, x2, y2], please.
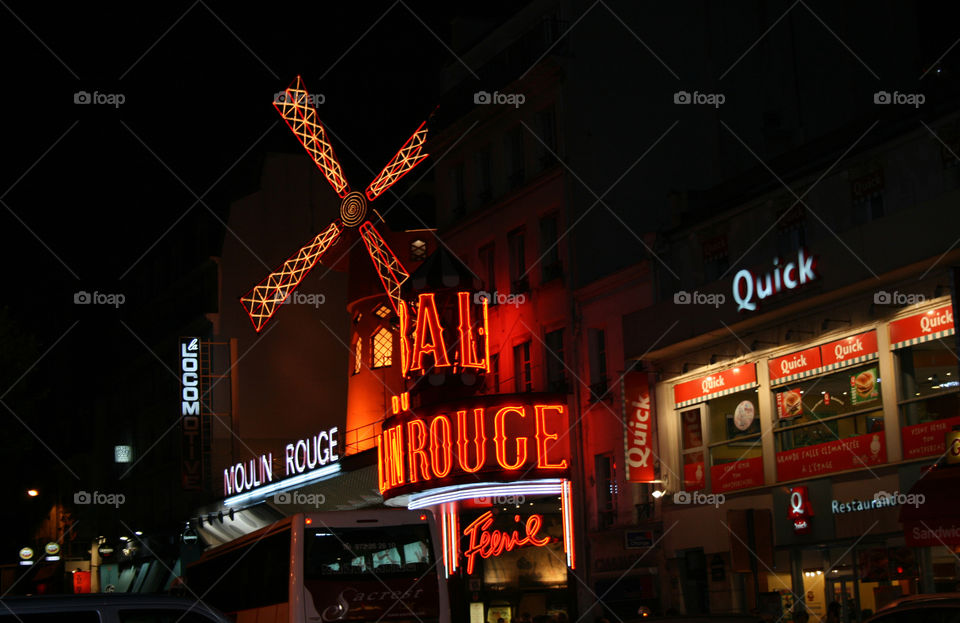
[897, 340, 960, 460]
[680, 408, 705, 490]
[774, 364, 884, 452]
[707, 389, 764, 493]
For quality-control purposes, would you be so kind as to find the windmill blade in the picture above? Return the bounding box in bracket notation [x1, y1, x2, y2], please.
[240, 222, 342, 332]
[364, 120, 429, 201]
[358, 220, 410, 315]
[274, 76, 350, 197]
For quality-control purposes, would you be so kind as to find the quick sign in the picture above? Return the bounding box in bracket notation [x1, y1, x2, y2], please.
[673, 365, 757, 408]
[889, 304, 955, 349]
[732, 248, 818, 312]
[623, 372, 655, 482]
[788, 486, 814, 535]
[377, 393, 570, 498]
[769, 346, 822, 385]
[819, 331, 878, 369]
[180, 337, 203, 491]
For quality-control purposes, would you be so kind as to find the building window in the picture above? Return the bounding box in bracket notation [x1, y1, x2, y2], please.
[705, 389, 762, 493]
[374, 304, 391, 319]
[490, 353, 500, 393]
[545, 328, 567, 392]
[588, 328, 608, 401]
[450, 162, 465, 217]
[775, 204, 806, 258]
[535, 105, 557, 170]
[774, 365, 884, 466]
[595, 453, 617, 529]
[896, 340, 960, 459]
[513, 341, 532, 393]
[680, 408, 705, 491]
[410, 239, 427, 262]
[508, 228, 528, 294]
[850, 165, 885, 223]
[371, 327, 393, 369]
[505, 126, 525, 189]
[475, 146, 492, 205]
[701, 234, 728, 283]
[353, 336, 362, 375]
[539, 213, 562, 283]
[479, 243, 496, 300]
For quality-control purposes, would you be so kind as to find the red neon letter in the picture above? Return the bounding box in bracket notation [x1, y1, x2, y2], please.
[399, 300, 411, 376]
[457, 408, 487, 473]
[410, 293, 450, 372]
[407, 419, 430, 483]
[462, 511, 494, 575]
[457, 291, 488, 370]
[534, 404, 569, 470]
[524, 515, 550, 547]
[376, 433, 389, 493]
[429, 415, 453, 478]
[493, 406, 528, 470]
[381, 425, 405, 489]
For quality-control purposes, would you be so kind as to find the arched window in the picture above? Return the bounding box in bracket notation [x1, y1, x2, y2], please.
[371, 327, 393, 368]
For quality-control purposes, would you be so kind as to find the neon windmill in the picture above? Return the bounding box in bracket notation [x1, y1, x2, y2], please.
[241, 76, 429, 332]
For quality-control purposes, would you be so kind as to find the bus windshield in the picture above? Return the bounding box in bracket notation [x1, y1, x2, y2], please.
[304, 524, 433, 577]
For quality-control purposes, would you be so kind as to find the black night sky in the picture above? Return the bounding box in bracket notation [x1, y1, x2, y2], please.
[0, 0, 521, 554]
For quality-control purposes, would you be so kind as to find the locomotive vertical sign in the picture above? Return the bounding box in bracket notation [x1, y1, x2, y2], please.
[623, 370, 656, 482]
[180, 337, 204, 490]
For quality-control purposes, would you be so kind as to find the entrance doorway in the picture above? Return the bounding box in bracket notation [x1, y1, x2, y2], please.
[679, 549, 709, 615]
[826, 576, 856, 623]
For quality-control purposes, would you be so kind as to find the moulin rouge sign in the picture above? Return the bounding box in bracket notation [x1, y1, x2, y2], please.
[378, 393, 570, 498]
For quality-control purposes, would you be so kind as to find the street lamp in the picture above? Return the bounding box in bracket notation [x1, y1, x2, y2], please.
[26, 489, 38, 497]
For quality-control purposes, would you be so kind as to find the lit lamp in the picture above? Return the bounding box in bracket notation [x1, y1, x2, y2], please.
[27, 489, 39, 497]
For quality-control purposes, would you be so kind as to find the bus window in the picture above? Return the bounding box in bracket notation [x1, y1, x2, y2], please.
[404, 540, 430, 565]
[186, 528, 290, 614]
[304, 524, 432, 576]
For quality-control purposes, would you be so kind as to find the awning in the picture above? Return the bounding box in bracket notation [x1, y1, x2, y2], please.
[900, 464, 960, 547]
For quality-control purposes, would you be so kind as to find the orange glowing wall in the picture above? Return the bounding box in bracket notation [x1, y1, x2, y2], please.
[344, 228, 432, 452]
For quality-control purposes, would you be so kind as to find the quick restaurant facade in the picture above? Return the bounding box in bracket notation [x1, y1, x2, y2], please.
[621, 113, 960, 616]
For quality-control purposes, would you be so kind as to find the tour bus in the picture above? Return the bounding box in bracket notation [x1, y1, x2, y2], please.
[185, 509, 449, 623]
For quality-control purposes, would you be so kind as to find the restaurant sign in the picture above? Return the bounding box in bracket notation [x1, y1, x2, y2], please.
[889, 304, 955, 349]
[674, 365, 758, 409]
[623, 371, 655, 482]
[732, 248, 818, 312]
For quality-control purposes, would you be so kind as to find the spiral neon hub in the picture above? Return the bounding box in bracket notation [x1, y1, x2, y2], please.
[340, 191, 367, 228]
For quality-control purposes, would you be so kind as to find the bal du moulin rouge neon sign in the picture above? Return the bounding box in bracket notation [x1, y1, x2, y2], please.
[378, 396, 570, 497]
